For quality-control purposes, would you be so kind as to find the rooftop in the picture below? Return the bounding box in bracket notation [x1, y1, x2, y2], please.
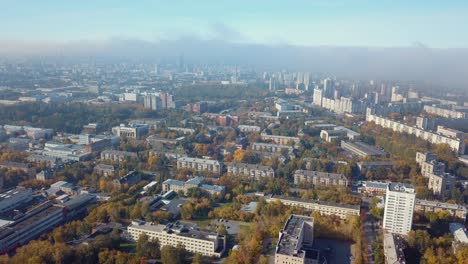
[276, 215, 314, 257]
[130, 221, 220, 242]
[450, 223, 468, 244]
[388, 182, 415, 193]
[269, 195, 360, 210]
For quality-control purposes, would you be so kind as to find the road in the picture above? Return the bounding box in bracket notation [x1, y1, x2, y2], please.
[361, 200, 380, 264]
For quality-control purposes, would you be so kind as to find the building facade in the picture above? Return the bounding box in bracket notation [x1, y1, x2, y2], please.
[383, 183, 416, 235]
[126, 221, 226, 257]
[176, 157, 223, 175]
[226, 162, 275, 179]
[294, 170, 348, 187]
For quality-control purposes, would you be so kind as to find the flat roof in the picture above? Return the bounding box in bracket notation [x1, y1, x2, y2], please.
[388, 183, 414, 193]
[276, 215, 314, 257]
[269, 195, 360, 210]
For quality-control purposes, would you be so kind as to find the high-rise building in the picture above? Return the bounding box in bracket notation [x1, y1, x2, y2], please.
[159, 92, 174, 109]
[144, 94, 161, 110]
[383, 183, 416, 235]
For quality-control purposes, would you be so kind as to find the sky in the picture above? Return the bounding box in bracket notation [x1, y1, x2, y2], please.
[1, 0, 468, 48]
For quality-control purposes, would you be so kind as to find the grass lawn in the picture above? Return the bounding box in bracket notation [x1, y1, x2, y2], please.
[119, 242, 137, 252]
[194, 219, 215, 229]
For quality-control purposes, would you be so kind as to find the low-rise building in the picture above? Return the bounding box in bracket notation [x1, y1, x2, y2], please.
[340, 140, 386, 158]
[449, 223, 468, 252]
[415, 199, 467, 219]
[101, 150, 138, 162]
[428, 172, 456, 197]
[94, 164, 116, 177]
[294, 170, 348, 187]
[252, 142, 294, 154]
[41, 142, 92, 161]
[113, 171, 141, 188]
[260, 132, 300, 146]
[0, 202, 64, 253]
[357, 181, 389, 195]
[0, 188, 33, 213]
[112, 123, 149, 139]
[274, 215, 318, 264]
[27, 154, 60, 168]
[383, 233, 406, 264]
[226, 162, 275, 179]
[126, 221, 226, 257]
[357, 161, 394, 172]
[238, 125, 261, 133]
[162, 176, 225, 196]
[266, 195, 360, 219]
[176, 157, 223, 175]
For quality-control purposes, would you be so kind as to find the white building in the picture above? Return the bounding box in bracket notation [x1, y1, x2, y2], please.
[126, 221, 226, 257]
[383, 183, 415, 235]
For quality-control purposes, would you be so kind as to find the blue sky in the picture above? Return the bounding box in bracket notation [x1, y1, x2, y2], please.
[1, 0, 467, 47]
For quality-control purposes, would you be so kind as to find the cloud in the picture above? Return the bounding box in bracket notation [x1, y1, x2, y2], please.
[210, 22, 248, 43]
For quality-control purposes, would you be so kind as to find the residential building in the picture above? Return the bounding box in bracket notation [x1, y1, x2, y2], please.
[113, 171, 141, 188]
[421, 160, 446, 178]
[176, 157, 223, 175]
[383, 183, 416, 235]
[27, 154, 60, 168]
[260, 132, 300, 146]
[93, 164, 116, 177]
[252, 142, 294, 154]
[428, 172, 456, 197]
[340, 140, 386, 158]
[424, 105, 468, 119]
[414, 199, 467, 219]
[238, 125, 261, 133]
[126, 221, 226, 257]
[226, 162, 275, 179]
[294, 170, 348, 187]
[0, 188, 33, 213]
[266, 195, 360, 219]
[101, 150, 138, 162]
[366, 109, 465, 154]
[144, 94, 162, 110]
[274, 215, 318, 264]
[415, 151, 438, 166]
[449, 223, 468, 252]
[162, 176, 225, 196]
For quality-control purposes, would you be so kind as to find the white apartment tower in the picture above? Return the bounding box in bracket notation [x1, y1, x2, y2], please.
[383, 183, 416, 235]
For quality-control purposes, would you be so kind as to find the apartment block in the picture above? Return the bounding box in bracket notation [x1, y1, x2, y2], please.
[274, 215, 318, 264]
[266, 195, 360, 219]
[428, 172, 456, 197]
[226, 162, 275, 179]
[415, 199, 467, 219]
[101, 150, 138, 162]
[383, 233, 406, 264]
[260, 133, 300, 146]
[252, 142, 294, 154]
[126, 221, 226, 257]
[383, 183, 416, 235]
[176, 157, 223, 175]
[366, 109, 465, 154]
[238, 125, 261, 133]
[294, 170, 348, 187]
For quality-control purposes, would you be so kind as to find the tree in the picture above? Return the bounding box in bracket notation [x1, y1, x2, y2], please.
[217, 224, 228, 235]
[136, 233, 161, 259]
[161, 245, 186, 264]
